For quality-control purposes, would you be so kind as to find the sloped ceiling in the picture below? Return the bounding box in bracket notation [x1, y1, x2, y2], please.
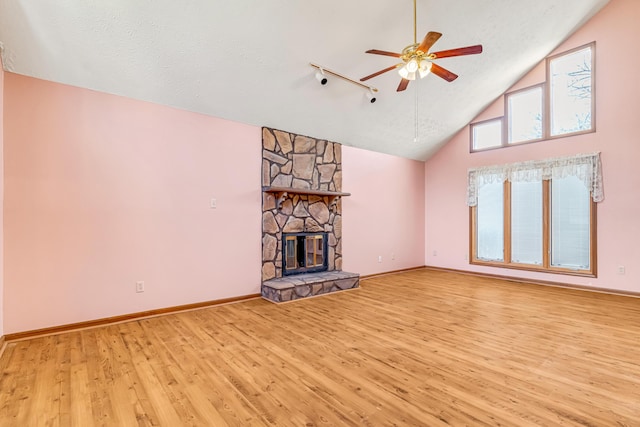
[0, 0, 609, 160]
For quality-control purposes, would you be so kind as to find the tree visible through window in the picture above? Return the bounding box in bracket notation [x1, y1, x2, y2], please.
[548, 44, 594, 136]
[507, 85, 543, 144]
[470, 43, 595, 152]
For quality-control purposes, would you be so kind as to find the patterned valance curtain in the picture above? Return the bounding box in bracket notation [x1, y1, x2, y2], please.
[466, 152, 603, 207]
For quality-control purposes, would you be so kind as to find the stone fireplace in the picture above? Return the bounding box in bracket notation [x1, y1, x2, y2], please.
[261, 127, 359, 302]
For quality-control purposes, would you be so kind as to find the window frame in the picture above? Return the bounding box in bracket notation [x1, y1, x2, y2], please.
[469, 117, 504, 152]
[505, 83, 545, 146]
[469, 179, 597, 277]
[546, 42, 596, 139]
[470, 42, 595, 153]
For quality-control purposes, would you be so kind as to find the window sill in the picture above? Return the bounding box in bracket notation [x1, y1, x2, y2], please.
[470, 259, 596, 278]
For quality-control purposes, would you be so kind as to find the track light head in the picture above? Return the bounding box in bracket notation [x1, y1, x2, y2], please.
[366, 89, 377, 104]
[315, 69, 328, 85]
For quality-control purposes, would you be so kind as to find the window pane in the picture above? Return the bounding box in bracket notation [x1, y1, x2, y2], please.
[472, 119, 502, 150]
[316, 238, 324, 266]
[551, 174, 591, 269]
[511, 181, 543, 265]
[549, 46, 593, 136]
[306, 237, 315, 266]
[476, 181, 504, 261]
[285, 238, 297, 269]
[507, 87, 543, 143]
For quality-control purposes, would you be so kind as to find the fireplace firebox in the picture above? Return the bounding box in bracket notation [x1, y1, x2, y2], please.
[282, 232, 328, 276]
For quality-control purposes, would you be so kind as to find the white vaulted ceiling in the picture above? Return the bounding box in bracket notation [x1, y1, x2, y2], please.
[0, 0, 609, 160]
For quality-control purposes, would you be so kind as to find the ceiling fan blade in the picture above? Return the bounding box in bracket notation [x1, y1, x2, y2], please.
[430, 63, 458, 82]
[360, 65, 400, 82]
[365, 49, 402, 58]
[417, 31, 442, 54]
[397, 78, 410, 92]
[430, 44, 483, 59]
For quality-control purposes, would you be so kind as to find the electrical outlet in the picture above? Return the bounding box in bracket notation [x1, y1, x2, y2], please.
[391, 253, 395, 260]
[136, 281, 145, 293]
[210, 198, 217, 209]
[617, 266, 626, 275]
[433, 250, 438, 256]
[378, 255, 382, 263]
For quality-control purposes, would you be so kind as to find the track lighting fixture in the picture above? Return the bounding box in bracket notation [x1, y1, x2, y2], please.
[366, 88, 377, 103]
[316, 68, 328, 86]
[315, 69, 328, 85]
[309, 63, 378, 102]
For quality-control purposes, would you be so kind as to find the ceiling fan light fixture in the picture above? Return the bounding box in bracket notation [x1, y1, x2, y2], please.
[361, 0, 482, 91]
[406, 58, 419, 73]
[418, 60, 432, 78]
[398, 65, 416, 80]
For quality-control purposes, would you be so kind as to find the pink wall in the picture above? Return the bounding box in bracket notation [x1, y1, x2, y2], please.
[2, 72, 426, 334]
[3, 74, 262, 334]
[0, 58, 4, 337]
[425, 0, 640, 293]
[342, 146, 425, 275]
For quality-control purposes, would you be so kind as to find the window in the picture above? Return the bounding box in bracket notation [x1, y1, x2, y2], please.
[510, 180, 543, 265]
[470, 43, 594, 152]
[548, 44, 594, 137]
[470, 118, 502, 151]
[476, 178, 504, 261]
[467, 153, 602, 276]
[550, 173, 592, 269]
[506, 85, 543, 144]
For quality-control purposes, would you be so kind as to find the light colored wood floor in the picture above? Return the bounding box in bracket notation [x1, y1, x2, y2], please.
[1, 269, 639, 426]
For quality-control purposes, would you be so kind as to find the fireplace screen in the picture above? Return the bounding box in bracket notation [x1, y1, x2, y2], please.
[283, 232, 328, 275]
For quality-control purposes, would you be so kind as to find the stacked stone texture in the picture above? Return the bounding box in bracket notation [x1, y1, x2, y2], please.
[262, 127, 343, 282]
[261, 272, 360, 303]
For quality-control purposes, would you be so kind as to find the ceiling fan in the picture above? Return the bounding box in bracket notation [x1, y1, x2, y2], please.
[360, 0, 483, 92]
